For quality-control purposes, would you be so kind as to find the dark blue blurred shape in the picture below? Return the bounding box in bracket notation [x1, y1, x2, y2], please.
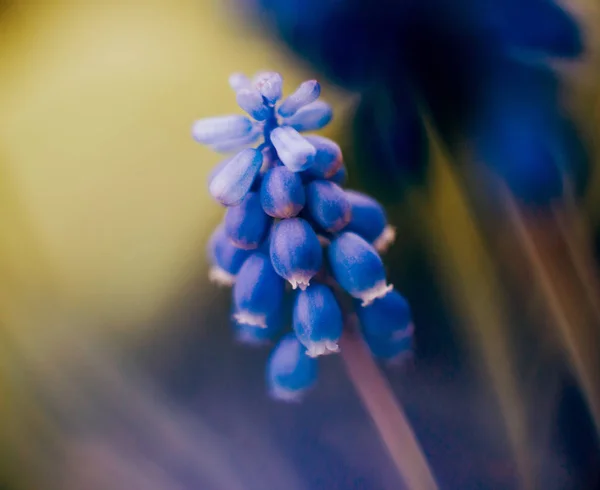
[244, 0, 406, 88]
[241, 0, 589, 206]
[246, 0, 584, 90]
[473, 62, 565, 206]
[352, 85, 429, 202]
[478, 0, 584, 60]
[473, 60, 590, 205]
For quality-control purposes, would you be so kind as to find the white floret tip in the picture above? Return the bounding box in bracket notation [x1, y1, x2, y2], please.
[233, 310, 268, 329]
[358, 281, 394, 307]
[373, 225, 396, 253]
[305, 340, 340, 358]
[288, 273, 314, 291]
[208, 266, 236, 287]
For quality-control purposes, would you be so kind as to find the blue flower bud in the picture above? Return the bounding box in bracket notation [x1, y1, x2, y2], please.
[209, 148, 264, 206]
[192, 115, 255, 145]
[207, 224, 252, 286]
[266, 333, 318, 402]
[234, 304, 285, 346]
[260, 165, 306, 218]
[357, 289, 412, 338]
[254, 71, 283, 104]
[277, 80, 321, 118]
[233, 253, 285, 328]
[328, 232, 392, 306]
[305, 180, 351, 233]
[283, 100, 333, 132]
[236, 88, 271, 121]
[302, 135, 343, 180]
[363, 332, 413, 363]
[207, 156, 233, 188]
[224, 192, 272, 249]
[270, 126, 316, 172]
[269, 218, 322, 290]
[229, 72, 251, 92]
[345, 190, 395, 252]
[209, 127, 261, 154]
[293, 284, 343, 357]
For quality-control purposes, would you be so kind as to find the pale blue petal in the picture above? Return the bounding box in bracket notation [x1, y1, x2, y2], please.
[192, 115, 254, 145]
[209, 148, 264, 206]
[229, 72, 251, 92]
[270, 126, 316, 172]
[278, 80, 321, 118]
[253, 71, 283, 104]
[236, 88, 271, 121]
[209, 127, 261, 154]
[283, 100, 333, 132]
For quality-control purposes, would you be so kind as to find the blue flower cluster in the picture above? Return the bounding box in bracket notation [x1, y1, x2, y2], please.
[197, 72, 413, 401]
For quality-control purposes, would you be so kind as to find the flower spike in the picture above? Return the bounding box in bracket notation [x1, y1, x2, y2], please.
[193, 70, 413, 401]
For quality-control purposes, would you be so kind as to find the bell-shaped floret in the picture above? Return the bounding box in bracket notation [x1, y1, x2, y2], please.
[260, 165, 306, 218]
[224, 192, 272, 249]
[269, 218, 322, 290]
[266, 333, 318, 402]
[293, 284, 343, 357]
[233, 253, 285, 328]
[328, 232, 392, 306]
[305, 180, 351, 233]
[356, 289, 412, 338]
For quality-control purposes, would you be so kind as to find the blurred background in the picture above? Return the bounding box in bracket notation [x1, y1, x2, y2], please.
[0, 0, 599, 488]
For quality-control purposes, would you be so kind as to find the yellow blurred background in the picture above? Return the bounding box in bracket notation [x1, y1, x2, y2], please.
[0, 3, 351, 489]
[0, 0, 349, 332]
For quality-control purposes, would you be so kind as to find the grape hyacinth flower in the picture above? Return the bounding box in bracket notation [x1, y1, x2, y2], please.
[305, 180, 351, 233]
[293, 283, 343, 357]
[270, 218, 322, 290]
[232, 253, 285, 329]
[267, 333, 318, 402]
[260, 165, 305, 218]
[329, 232, 393, 306]
[194, 71, 414, 401]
